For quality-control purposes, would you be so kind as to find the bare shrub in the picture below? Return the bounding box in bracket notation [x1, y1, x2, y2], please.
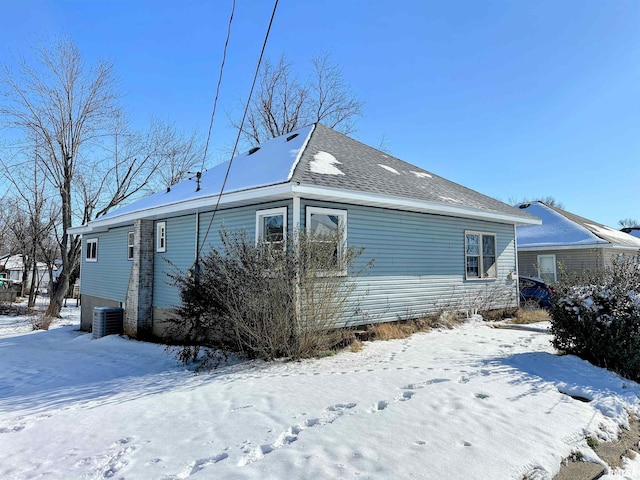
[167, 227, 371, 365]
[31, 313, 52, 330]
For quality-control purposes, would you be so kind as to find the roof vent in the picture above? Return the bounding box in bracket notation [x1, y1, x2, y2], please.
[286, 133, 299, 142]
[519, 203, 531, 209]
[248, 146, 260, 155]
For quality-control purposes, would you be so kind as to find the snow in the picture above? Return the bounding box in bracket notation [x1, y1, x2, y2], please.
[97, 125, 315, 221]
[517, 202, 608, 247]
[310, 151, 344, 175]
[411, 171, 432, 179]
[377, 164, 400, 175]
[585, 223, 640, 246]
[2, 309, 640, 479]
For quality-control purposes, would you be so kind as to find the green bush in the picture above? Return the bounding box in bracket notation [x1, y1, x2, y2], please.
[166, 227, 371, 366]
[550, 255, 640, 381]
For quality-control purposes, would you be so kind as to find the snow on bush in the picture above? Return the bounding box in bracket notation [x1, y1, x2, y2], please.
[550, 255, 640, 382]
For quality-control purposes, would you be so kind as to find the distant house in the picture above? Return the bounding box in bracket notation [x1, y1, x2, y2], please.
[621, 227, 640, 239]
[0, 254, 49, 293]
[516, 202, 640, 283]
[69, 124, 539, 339]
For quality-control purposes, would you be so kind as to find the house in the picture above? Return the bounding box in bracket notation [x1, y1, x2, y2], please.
[621, 227, 640, 239]
[516, 201, 640, 283]
[0, 254, 49, 294]
[69, 124, 539, 339]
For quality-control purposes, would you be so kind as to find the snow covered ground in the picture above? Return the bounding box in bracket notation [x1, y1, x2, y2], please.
[1, 302, 640, 479]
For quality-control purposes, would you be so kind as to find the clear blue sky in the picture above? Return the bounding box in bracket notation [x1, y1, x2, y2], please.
[2, 0, 639, 228]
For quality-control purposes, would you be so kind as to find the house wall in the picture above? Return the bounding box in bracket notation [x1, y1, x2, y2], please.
[298, 200, 518, 325]
[80, 199, 519, 337]
[518, 247, 609, 281]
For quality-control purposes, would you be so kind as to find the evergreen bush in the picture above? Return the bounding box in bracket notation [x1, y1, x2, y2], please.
[550, 255, 640, 381]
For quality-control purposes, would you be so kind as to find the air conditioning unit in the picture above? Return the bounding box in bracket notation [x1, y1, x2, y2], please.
[93, 307, 124, 339]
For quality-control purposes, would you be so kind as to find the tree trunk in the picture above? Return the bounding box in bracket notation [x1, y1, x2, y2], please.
[28, 256, 38, 308]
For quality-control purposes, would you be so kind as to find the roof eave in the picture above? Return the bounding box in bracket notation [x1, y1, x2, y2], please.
[68, 183, 296, 234]
[292, 184, 541, 225]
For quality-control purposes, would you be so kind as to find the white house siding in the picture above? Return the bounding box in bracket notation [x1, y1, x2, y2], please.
[300, 200, 518, 326]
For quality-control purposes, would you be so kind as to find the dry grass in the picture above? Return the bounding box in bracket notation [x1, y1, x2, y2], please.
[350, 339, 363, 352]
[31, 313, 53, 330]
[367, 311, 465, 341]
[511, 308, 550, 324]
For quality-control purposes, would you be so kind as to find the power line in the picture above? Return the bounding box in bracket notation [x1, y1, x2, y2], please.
[197, 0, 280, 260]
[199, 0, 236, 174]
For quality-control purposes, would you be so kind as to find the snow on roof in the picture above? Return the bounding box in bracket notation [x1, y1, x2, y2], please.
[517, 202, 640, 248]
[309, 151, 344, 175]
[99, 125, 315, 220]
[516, 202, 608, 247]
[378, 164, 400, 175]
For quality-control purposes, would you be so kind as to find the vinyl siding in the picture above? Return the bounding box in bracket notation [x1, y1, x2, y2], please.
[79, 225, 133, 303]
[153, 201, 293, 309]
[301, 200, 517, 325]
[518, 248, 604, 280]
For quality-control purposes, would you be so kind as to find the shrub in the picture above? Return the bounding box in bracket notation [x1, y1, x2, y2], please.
[550, 255, 640, 381]
[167, 227, 371, 365]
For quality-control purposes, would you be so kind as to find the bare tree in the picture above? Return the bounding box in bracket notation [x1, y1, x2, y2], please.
[1, 37, 207, 317]
[619, 218, 640, 229]
[0, 37, 120, 317]
[232, 53, 363, 147]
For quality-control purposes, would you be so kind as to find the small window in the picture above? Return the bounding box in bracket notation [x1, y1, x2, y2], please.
[256, 207, 287, 248]
[465, 232, 496, 279]
[86, 238, 98, 262]
[156, 222, 166, 252]
[537, 254, 557, 283]
[306, 207, 347, 273]
[127, 231, 135, 260]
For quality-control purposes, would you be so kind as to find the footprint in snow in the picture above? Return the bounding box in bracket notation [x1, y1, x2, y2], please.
[0, 424, 25, 433]
[401, 378, 449, 390]
[368, 400, 388, 413]
[172, 454, 228, 479]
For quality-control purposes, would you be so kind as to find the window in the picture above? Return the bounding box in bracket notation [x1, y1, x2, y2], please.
[127, 231, 135, 260]
[255, 207, 287, 248]
[156, 222, 166, 252]
[86, 238, 98, 262]
[465, 232, 496, 279]
[537, 254, 557, 283]
[306, 207, 347, 273]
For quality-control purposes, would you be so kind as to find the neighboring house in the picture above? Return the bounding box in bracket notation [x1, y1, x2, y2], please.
[69, 124, 539, 339]
[621, 227, 640, 239]
[0, 254, 49, 293]
[516, 202, 640, 283]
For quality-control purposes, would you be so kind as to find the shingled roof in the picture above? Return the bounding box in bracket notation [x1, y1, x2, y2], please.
[71, 124, 538, 233]
[517, 201, 640, 249]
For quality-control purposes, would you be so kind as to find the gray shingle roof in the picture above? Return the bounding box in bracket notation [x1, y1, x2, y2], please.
[292, 124, 535, 221]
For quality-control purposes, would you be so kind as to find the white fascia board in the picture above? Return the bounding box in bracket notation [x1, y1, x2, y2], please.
[69, 183, 295, 234]
[291, 185, 540, 226]
[518, 243, 640, 252]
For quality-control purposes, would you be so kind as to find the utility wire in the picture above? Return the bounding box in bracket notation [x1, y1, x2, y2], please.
[197, 0, 279, 260]
[199, 0, 236, 174]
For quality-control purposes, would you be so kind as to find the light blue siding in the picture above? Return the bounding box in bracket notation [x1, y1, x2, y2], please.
[300, 200, 517, 325]
[79, 226, 133, 303]
[153, 200, 293, 309]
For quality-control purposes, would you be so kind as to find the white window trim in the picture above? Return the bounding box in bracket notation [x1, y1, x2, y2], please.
[86, 238, 98, 262]
[156, 221, 167, 253]
[306, 206, 348, 275]
[537, 254, 557, 283]
[127, 231, 135, 261]
[255, 207, 288, 247]
[464, 231, 497, 280]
